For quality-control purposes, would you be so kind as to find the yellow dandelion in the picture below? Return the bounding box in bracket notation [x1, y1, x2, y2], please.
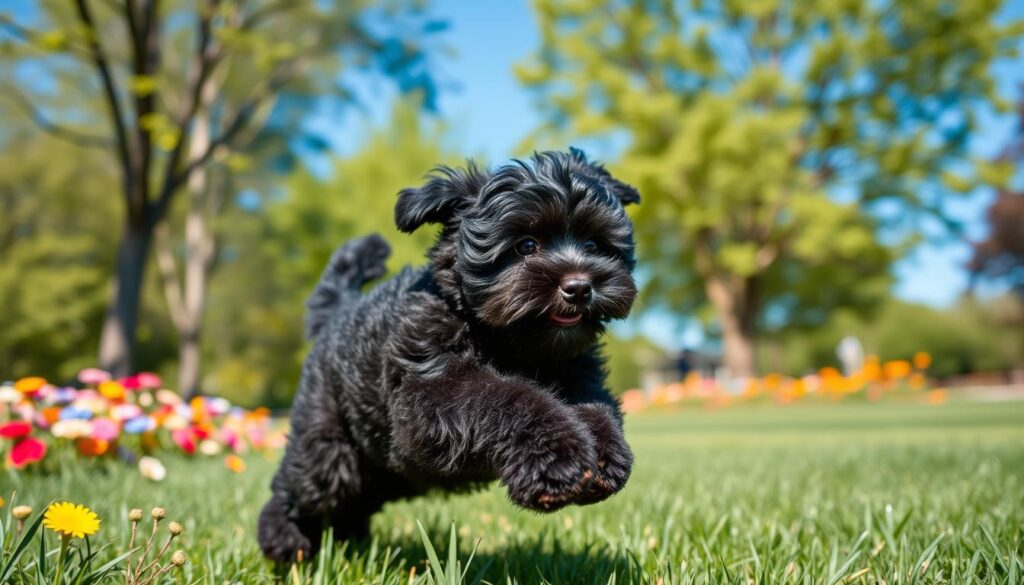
[43, 502, 100, 539]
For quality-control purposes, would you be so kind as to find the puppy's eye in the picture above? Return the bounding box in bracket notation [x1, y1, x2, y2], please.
[582, 240, 598, 254]
[516, 238, 539, 256]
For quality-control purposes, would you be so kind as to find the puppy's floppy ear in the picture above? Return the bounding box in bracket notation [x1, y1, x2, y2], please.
[395, 161, 489, 233]
[568, 146, 641, 206]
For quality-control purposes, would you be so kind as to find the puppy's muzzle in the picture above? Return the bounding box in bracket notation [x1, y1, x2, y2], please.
[559, 276, 593, 305]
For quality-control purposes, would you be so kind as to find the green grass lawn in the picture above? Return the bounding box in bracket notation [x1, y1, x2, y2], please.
[4, 400, 1023, 584]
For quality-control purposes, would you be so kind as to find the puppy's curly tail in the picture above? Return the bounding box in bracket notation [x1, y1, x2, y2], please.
[305, 234, 391, 339]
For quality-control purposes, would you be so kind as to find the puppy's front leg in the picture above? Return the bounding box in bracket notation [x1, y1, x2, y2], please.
[390, 359, 599, 511]
[568, 402, 633, 503]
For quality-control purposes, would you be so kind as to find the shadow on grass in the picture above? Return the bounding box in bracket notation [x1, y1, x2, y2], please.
[276, 521, 635, 585]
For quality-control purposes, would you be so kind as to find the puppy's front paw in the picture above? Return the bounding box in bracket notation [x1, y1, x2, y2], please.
[572, 404, 633, 504]
[579, 431, 632, 504]
[501, 418, 598, 512]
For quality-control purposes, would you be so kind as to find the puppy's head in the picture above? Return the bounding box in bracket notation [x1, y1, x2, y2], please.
[396, 148, 640, 356]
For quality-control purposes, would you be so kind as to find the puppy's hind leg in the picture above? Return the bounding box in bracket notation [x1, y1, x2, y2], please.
[258, 423, 362, 562]
[258, 493, 321, 563]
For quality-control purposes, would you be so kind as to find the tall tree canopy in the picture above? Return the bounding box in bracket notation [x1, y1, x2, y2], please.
[518, 0, 1021, 378]
[1, 0, 440, 376]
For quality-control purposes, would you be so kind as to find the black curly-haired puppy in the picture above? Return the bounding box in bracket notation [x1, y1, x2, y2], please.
[258, 148, 640, 562]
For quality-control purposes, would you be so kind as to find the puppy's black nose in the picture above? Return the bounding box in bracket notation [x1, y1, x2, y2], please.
[559, 278, 592, 305]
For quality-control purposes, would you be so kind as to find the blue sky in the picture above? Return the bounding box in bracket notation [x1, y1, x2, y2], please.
[325, 0, 1024, 321]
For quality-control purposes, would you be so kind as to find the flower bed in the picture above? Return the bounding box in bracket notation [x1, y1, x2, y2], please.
[0, 369, 284, 479]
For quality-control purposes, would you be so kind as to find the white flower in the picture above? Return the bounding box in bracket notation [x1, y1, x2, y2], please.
[162, 414, 189, 431]
[51, 419, 93, 439]
[199, 439, 222, 456]
[0, 385, 20, 403]
[138, 456, 167, 481]
[155, 389, 182, 405]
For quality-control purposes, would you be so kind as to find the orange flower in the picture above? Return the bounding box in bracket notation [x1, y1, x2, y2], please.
[190, 397, 210, 423]
[882, 360, 912, 380]
[619, 389, 647, 413]
[926, 389, 949, 405]
[818, 367, 841, 379]
[224, 454, 246, 473]
[761, 373, 783, 391]
[861, 357, 882, 382]
[76, 437, 110, 457]
[14, 377, 46, 394]
[742, 379, 761, 398]
[913, 351, 932, 370]
[908, 372, 927, 390]
[41, 406, 62, 425]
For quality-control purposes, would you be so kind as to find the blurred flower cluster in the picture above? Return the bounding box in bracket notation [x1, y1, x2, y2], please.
[0, 369, 284, 478]
[622, 352, 948, 413]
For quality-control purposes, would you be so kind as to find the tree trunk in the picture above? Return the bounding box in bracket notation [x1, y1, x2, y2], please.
[178, 328, 202, 397]
[172, 81, 217, 399]
[99, 222, 151, 376]
[705, 274, 759, 380]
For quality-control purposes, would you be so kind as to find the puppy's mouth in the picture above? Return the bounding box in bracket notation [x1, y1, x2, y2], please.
[548, 312, 583, 327]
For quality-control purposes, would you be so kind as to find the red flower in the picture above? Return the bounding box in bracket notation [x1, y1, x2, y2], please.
[0, 420, 32, 439]
[9, 437, 46, 468]
[120, 375, 142, 390]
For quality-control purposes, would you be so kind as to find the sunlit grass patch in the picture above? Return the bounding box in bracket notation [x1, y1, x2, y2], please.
[4, 401, 1023, 583]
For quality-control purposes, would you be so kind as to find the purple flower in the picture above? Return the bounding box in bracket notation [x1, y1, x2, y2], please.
[49, 387, 78, 405]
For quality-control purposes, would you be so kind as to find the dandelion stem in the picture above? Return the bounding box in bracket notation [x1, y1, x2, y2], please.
[53, 535, 70, 585]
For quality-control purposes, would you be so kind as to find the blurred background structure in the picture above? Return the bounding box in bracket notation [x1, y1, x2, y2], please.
[1, 0, 1022, 408]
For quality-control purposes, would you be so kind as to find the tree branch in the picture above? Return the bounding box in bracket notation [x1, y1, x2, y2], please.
[72, 0, 136, 212]
[1, 83, 113, 149]
[154, 56, 306, 220]
[151, 0, 222, 224]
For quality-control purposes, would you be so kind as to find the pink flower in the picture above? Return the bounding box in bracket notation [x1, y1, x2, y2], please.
[78, 368, 111, 385]
[0, 420, 32, 439]
[136, 372, 162, 389]
[171, 428, 196, 455]
[109, 404, 143, 422]
[9, 437, 46, 468]
[91, 418, 119, 441]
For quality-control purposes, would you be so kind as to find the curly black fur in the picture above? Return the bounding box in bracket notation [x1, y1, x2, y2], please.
[258, 149, 640, 562]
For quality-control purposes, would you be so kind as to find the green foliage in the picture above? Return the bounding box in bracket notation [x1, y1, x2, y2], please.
[518, 0, 1019, 356]
[0, 134, 118, 381]
[760, 297, 1022, 377]
[6, 402, 1024, 583]
[603, 333, 668, 393]
[201, 98, 460, 407]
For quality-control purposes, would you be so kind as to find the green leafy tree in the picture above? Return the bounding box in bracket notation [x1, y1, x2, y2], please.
[202, 98, 459, 407]
[1, 0, 439, 379]
[518, 0, 1021, 378]
[760, 298, 1020, 378]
